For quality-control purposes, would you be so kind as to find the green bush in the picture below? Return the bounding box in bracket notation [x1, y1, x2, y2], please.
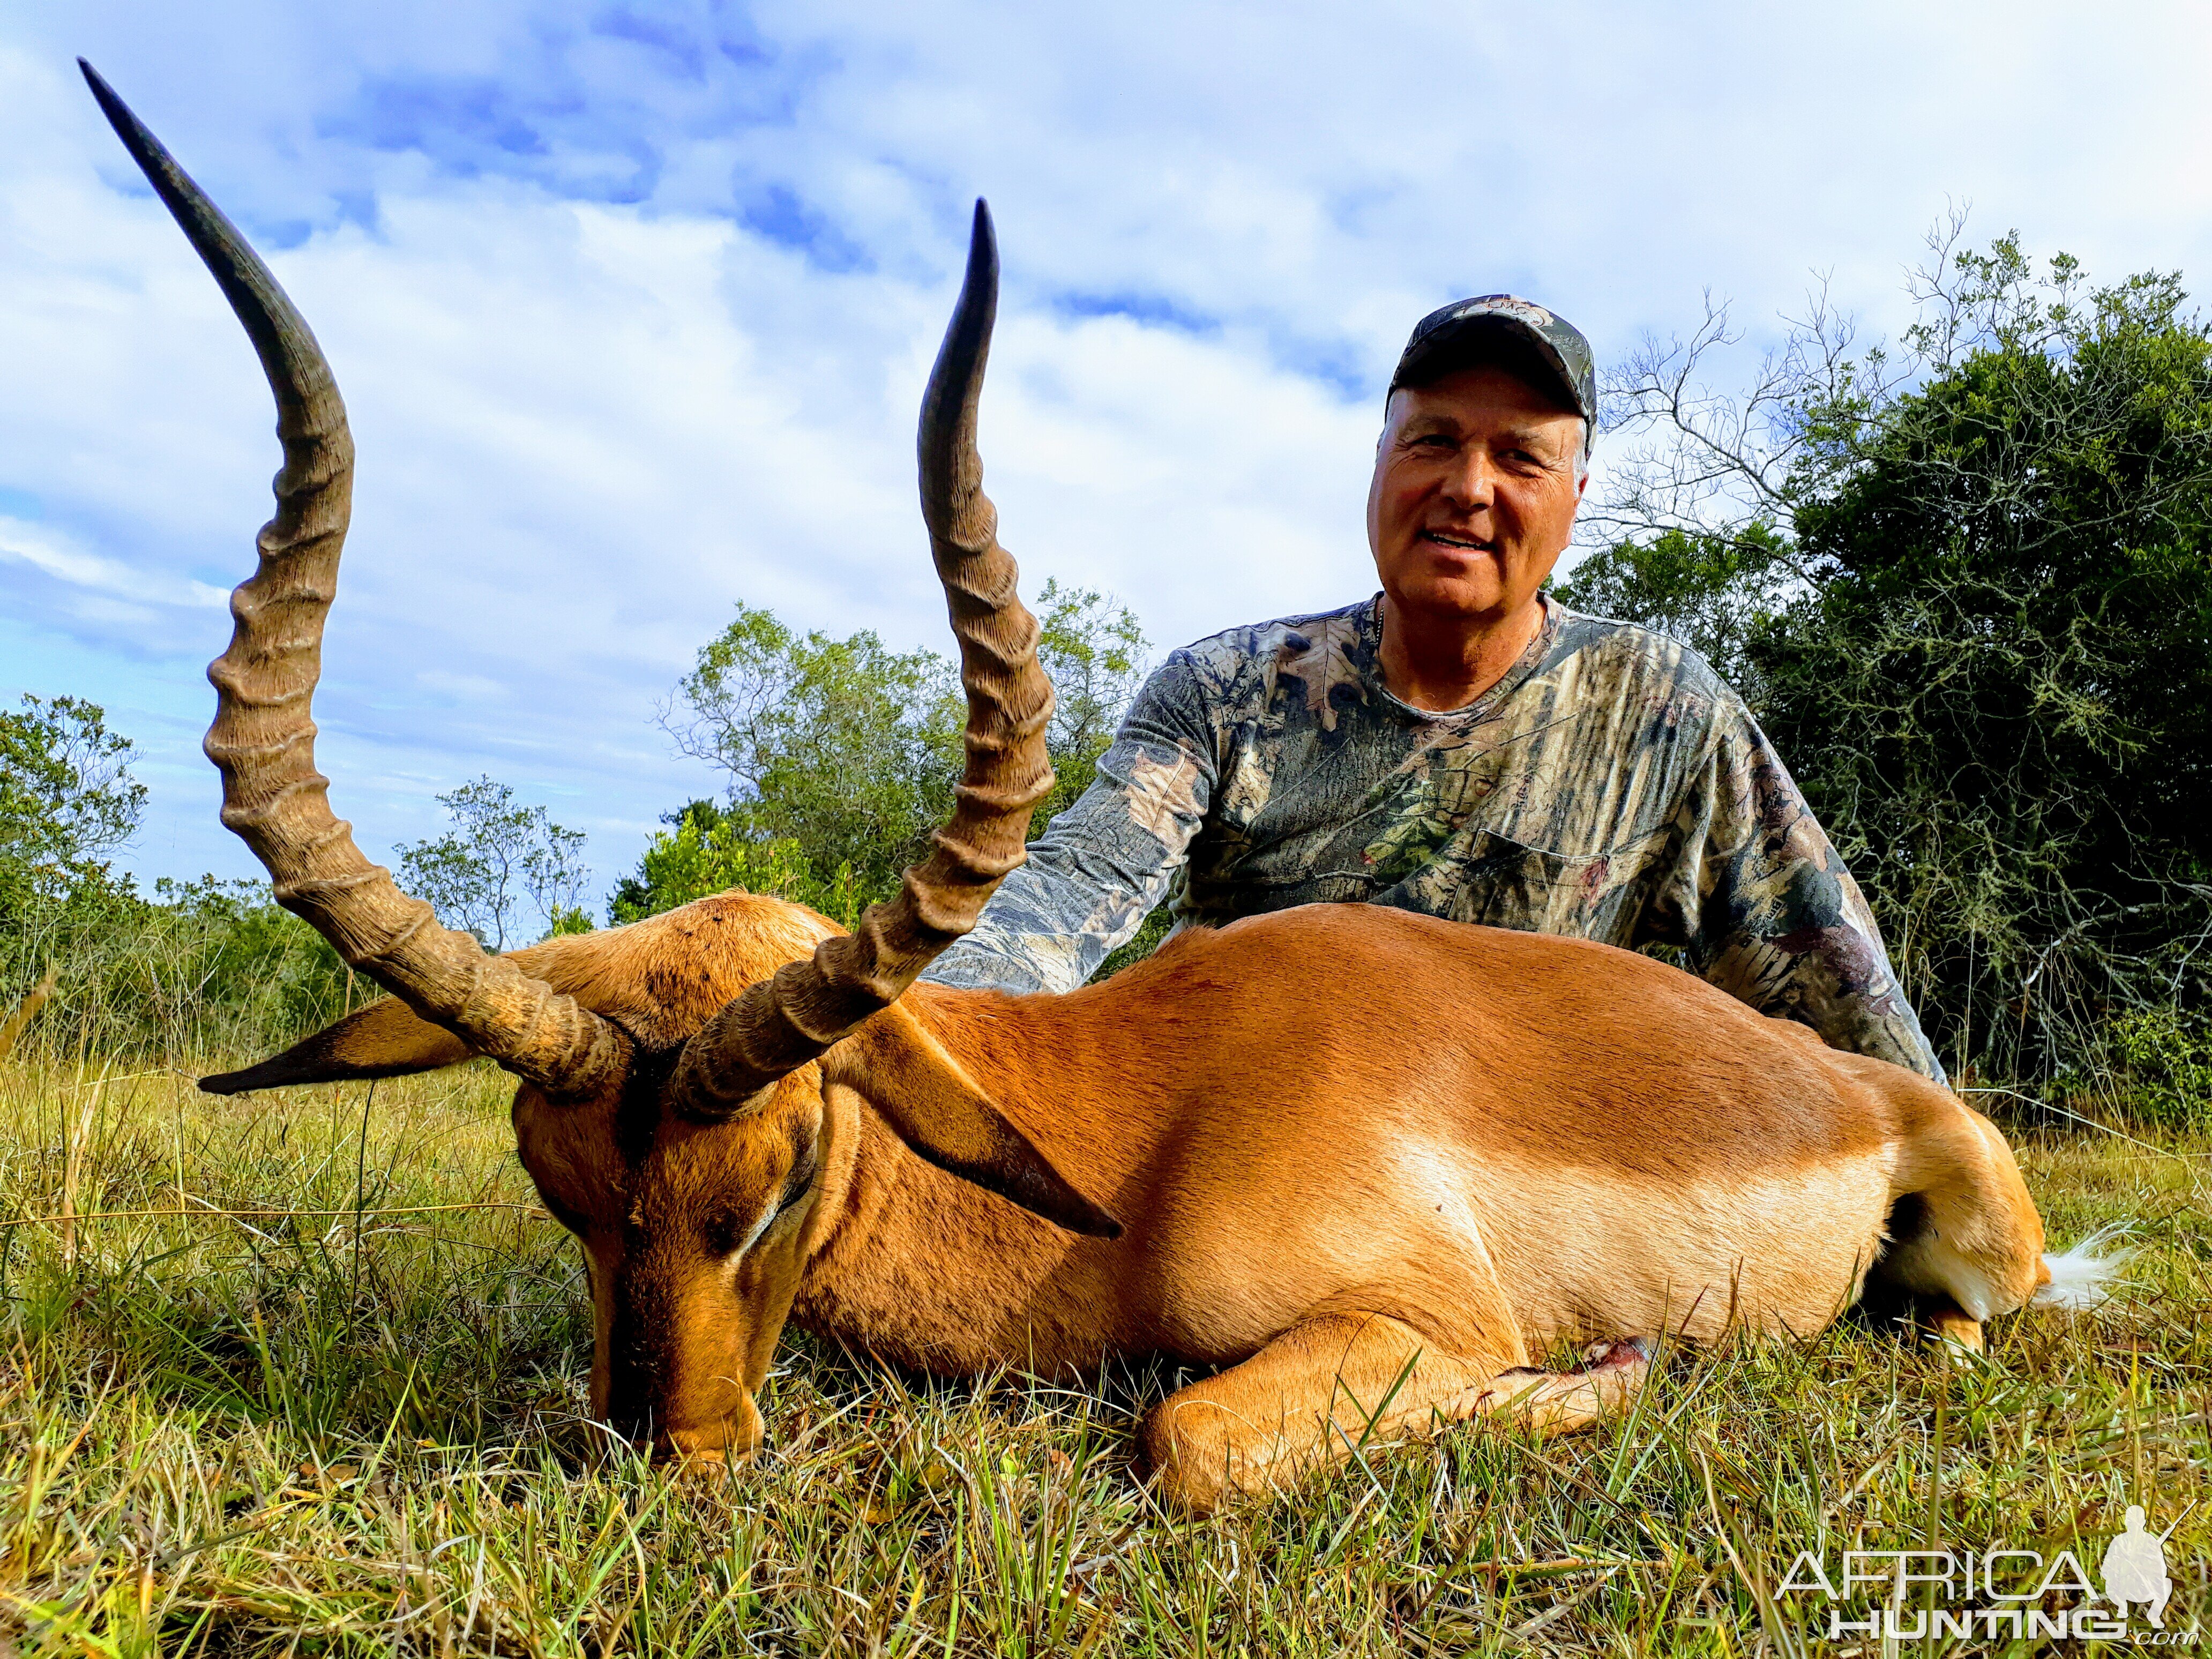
[2110, 1007, 2212, 1129]
[610, 800, 867, 927]
[2, 874, 356, 1066]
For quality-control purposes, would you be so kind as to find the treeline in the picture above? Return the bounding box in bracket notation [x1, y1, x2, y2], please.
[1, 696, 354, 1059]
[0, 699, 605, 1060]
[6, 228, 2208, 1104]
[0, 582, 1150, 1064]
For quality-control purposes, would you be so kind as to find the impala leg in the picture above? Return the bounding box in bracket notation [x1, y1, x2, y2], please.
[1141, 1313, 1651, 1514]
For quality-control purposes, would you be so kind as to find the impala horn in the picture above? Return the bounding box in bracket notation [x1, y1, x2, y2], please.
[670, 200, 1054, 1121]
[82, 62, 630, 1102]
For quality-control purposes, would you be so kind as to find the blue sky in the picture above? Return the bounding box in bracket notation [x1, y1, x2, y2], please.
[5, 1, 2211, 901]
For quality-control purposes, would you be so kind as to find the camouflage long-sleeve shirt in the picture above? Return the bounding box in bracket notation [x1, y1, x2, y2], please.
[922, 593, 1943, 1081]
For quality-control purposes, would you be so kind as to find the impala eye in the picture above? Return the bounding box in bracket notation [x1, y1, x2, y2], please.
[773, 1159, 819, 1220]
[702, 1208, 751, 1256]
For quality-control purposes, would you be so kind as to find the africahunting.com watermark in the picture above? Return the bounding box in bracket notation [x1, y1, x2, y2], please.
[1778, 1504, 2200, 1643]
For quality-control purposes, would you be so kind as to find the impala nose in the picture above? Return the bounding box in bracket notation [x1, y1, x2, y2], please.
[651, 1391, 765, 1468]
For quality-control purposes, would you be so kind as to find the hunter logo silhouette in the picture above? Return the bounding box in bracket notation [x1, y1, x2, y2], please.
[2102, 1506, 2174, 1627]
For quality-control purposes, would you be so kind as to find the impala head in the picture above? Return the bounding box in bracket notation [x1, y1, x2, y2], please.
[85, 62, 1116, 1461]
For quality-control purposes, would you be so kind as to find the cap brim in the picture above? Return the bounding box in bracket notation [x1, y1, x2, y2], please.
[1392, 313, 1585, 422]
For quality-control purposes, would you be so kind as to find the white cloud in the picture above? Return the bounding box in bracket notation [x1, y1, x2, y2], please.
[0, 515, 228, 610]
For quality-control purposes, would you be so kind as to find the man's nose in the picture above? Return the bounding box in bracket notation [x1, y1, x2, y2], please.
[1439, 449, 1497, 510]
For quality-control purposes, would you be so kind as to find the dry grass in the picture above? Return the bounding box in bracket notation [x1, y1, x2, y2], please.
[0, 1055, 2206, 1655]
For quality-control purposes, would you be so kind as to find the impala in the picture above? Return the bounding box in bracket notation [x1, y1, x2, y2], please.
[83, 61, 2105, 1513]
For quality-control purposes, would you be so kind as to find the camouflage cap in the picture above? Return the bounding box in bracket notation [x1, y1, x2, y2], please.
[1389, 295, 1597, 456]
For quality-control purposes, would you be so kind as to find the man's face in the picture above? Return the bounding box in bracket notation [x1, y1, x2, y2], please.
[1366, 364, 1587, 626]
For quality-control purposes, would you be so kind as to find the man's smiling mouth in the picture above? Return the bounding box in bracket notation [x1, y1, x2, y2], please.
[1423, 530, 1497, 554]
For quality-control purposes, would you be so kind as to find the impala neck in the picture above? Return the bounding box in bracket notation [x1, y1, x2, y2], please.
[791, 984, 1169, 1374]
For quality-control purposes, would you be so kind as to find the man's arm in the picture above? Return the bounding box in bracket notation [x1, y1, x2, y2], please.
[921, 653, 1217, 994]
[1647, 705, 1947, 1082]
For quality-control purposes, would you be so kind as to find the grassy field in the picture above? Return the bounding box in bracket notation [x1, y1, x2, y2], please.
[0, 1052, 2204, 1656]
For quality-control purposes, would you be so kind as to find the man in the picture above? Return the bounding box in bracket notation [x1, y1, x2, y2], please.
[922, 295, 1942, 1081]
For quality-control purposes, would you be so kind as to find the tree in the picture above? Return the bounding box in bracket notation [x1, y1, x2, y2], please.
[1034, 579, 1150, 820]
[626, 585, 1150, 925]
[1563, 222, 2212, 1082]
[1551, 524, 1792, 696]
[655, 605, 965, 911]
[396, 776, 593, 950]
[1, 692, 148, 1039]
[0, 693, 146, 914]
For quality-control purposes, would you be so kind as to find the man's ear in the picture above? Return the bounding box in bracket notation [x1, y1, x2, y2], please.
[199, 998, 475, 1095]
[826, 1003, 1122, 1239]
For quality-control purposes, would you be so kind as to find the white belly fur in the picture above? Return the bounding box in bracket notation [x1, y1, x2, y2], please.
[1469, 1149, 1894, 1343]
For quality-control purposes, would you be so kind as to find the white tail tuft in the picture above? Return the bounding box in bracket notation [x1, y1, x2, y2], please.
[2033, 1223, 2134, 1311]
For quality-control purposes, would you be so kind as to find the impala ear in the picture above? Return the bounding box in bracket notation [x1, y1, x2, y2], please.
[200, 997, 476, 1095]
[827, 1003, 1122, 1239]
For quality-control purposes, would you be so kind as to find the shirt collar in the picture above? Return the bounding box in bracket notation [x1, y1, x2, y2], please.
[1363, 591, 1563, 725]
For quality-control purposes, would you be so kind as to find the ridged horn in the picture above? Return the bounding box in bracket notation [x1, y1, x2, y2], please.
[81, 62, 629, 1101]
[670, 200, 1053, 1120]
